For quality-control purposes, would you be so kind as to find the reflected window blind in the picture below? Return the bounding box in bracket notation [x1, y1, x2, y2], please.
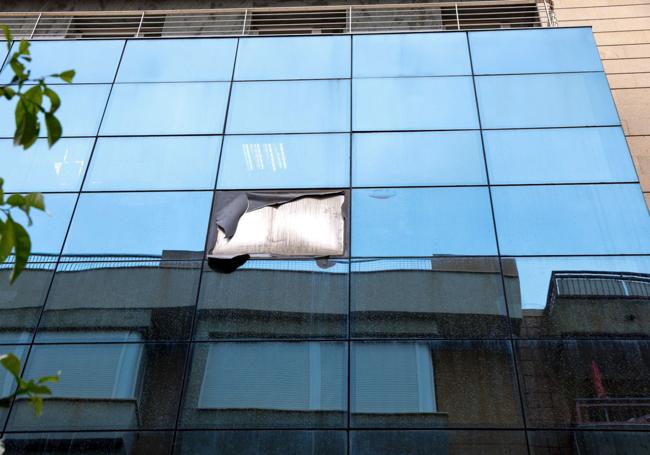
[198, 342, 346, 411]
[353, 342, 436, 413]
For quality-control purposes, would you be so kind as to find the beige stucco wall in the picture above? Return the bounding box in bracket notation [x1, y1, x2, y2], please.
[554, 0, 650, 208]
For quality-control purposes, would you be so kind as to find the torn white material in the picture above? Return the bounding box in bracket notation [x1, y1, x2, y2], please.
[210, 195, 345, 258]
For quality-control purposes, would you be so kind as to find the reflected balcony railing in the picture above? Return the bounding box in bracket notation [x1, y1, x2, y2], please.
[548, 271, 650, 309]
[0, 1, 557, 40]
[575, 397, 650, 426]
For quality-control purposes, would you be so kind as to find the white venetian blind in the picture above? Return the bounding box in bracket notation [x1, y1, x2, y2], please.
[352, 342, 436, 414]
[198, 342, 346, 411]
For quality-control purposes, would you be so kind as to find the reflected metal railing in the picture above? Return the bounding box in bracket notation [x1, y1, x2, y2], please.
[0, 1, 557, 40]
[575, 397, 650, 426]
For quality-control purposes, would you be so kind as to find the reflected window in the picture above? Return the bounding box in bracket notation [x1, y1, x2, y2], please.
[484, 127, 637, 184]
[226, 80, 350, 134]
[37, 260, 202, 342]
[235, 36, 350, 80]
[195, 259, 348, 339]
[351, 258, 508, 338]
[353, 77, 478, 131]
[352, 131, 486, 187]
[0, 85, 110, 137]
[352, 188, 496, 257]
[63, 192, 212, 257]
[351, 341, 521, 428]
[503, 256, 650, 338]
[181, 342, 347, 428]
[117, 38, 237, 82]
[85, 136, 221, 191]
[7, 343, 186, 431]
[492, 184, 650, 255]
[476, 73, 619, 129]
[0, 40, 124, 84]
[218, 134, 349, 189]
[469, 28, 602, 75]
[353, 32, 471, 78]
[0, 138, 93, 192]
[100, 82, 230, 135]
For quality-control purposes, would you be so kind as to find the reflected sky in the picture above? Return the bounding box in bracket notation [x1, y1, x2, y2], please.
[353, 32, 471, 78]
[353, 77, 479, 131]
[235, 36, 350, 80]
[227, 80, 350, 134]
[353, 131, 486, 186]
[85, 136, 221, 191]
[63, 192, 212, 257]
[100, 82, 230, 135]
[117, 38, 237, 83]
[492, 184, 650, 255]
[476, 73, 619, 129]
[469, 28, 602, 74]
[352, 187, 497, 256]
[218, 134, 349, 189]
[0, 85, 110, 137]
[0, 40, 124, 84]
[0, 138, 93, 192]
[484, 127, 637, 184]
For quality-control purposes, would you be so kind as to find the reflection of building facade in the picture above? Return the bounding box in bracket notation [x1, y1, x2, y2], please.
[0, 1, 650, 454]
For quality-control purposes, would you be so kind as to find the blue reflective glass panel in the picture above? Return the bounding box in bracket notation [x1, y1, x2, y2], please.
[1, 40, 124, 84]
[353, 77, 478, 131]
[352, 131, 486, 186]
[11, 194, 76, 257]
[100, 82, 230, 135]
[235, 36, 350, 80]
[116, 38, 237, 82]
[84, 136, 221, 191]
[492, 184, 650, 255]
[469, 28, 602, 75]
[226, 80, 350, 134]
[352, 188, 497, 256]
[218, 134, 349, 189]
[0, 138, 93, 192]
[476, 73, 619, 129]
[63, 192, 212, 257]
[353, 32, 471, 77]
[485, 127, 637, 184]
[0, 85, 110, 137]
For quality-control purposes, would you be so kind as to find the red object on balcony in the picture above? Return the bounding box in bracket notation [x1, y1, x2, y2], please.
[591, 360, 606, 398]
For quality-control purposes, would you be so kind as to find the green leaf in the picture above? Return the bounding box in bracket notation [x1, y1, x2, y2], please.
[9, 58, 26, 81]
[10, 221, 31, 284]
[0, 216, 16, 263]
[0, 177, 4, 205]
[14, 99, 39, 149]
[57, 69, 75, 83]
[18, 40, 29, 55]
[1, 25, 12, 50]
[31, 396, 43, 416]
[0, 86, 15, 100]
[6, 194, 26, 208]
[44, 112, 62, 147]
[38, 375, 60, 384]
[25, 192, 45, 211]
[0, 353, 21, 380]
[23, 85, 43, 109]
[26, 384, 52, 395]
[43, 86, 60, 113]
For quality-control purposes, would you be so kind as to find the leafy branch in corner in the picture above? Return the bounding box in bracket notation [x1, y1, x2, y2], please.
[0, 25, 75, 283]
[0, 353, 59, 416]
